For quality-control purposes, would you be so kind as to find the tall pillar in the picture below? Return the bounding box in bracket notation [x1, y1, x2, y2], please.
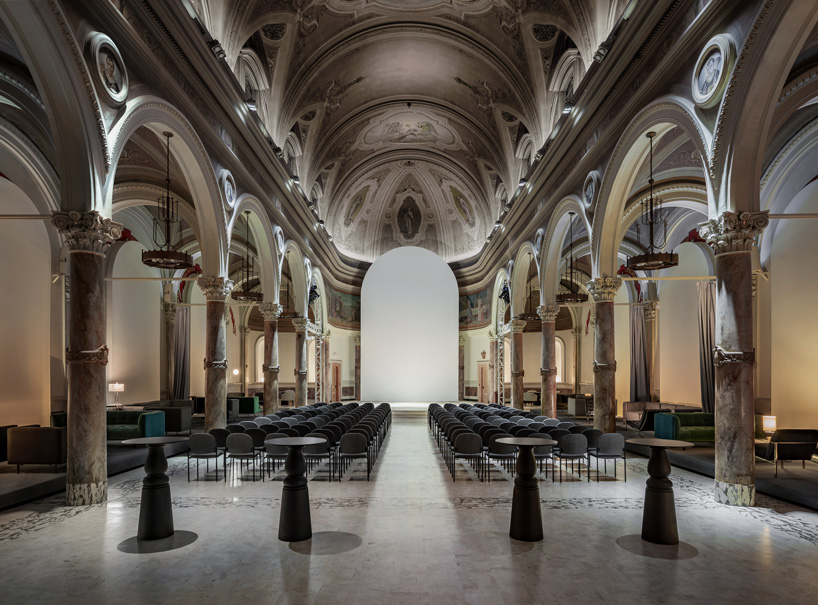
[488, 332, 498, 403]
[354, 334, 361, 400]
[700, 211, 768, 506]
[322, 332, 331, 402]
[643, 301, 658, 399]
[52, 210, 122, 506]
[314, 331, 323, 402]
[259, 303, 282, 414]
[162, 300, 176, 400]
[293, 317, 308, 406]
[198, 276, 233, 431]
[538, 304, 559, 417]
[587, 277, 621, 433]
[240, 326, 249, 395]
[571, 327, 582, 395]
[458, 335, 465, 401]
[510, 319, 526, 409]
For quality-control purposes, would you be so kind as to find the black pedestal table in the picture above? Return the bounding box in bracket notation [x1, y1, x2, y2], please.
[122, 436, 189, 541]
[497, 437, 556, 542]
[626, 437, 694, 545]
[272, 436, 326, 542]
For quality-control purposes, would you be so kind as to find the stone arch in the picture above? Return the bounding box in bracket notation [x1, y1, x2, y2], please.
[540, 196, 588, 302]
[592, 98, 711, 277]
[510, 241, 539, 318]
[105, 96, 229, 276]
[230, 195, 280, 302]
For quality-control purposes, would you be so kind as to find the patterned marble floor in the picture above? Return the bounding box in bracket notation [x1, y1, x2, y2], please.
[1, 416, 817, 604]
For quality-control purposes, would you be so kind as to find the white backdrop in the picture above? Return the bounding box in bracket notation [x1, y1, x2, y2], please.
[361, 247, 458, 401]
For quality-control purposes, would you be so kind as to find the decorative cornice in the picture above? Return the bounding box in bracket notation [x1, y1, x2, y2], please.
[258, 302, 283, 321]
[586, 277, 622, 302]
[713, 346, 755, 367]
[51, 211, 122, 255]
[698, 211, 769, 255]
[66, 344, 108, 366]
[197, 276, 233, 301]
[593, 360, 617, 373]
[537, 304, 559, 323]
[203, 357, 228, 370]
[760, 117, 818, 190]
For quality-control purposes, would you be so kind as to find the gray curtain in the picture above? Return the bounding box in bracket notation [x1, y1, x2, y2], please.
[172, 306, 190, 400]
[630, 306, 650, 402]
[697, 281, 716, 412]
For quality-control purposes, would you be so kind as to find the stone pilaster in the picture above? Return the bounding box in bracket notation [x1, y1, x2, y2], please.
[293, 317, 309, 407]
[322, 331, 331, 403]
[162, 300, 176, 400]
[643, 301, 658, 399]
[509, 319, 526, 409]
[259, 303, 282, 414]
[458, 335, 465, 401]
[198, 276, 233, 431]
[699, 211, 769, 506]
[52, 210, 122, 506]
[538, 304, 559, 418]
[240, 326, 249, 394]
[354, 334, 361, 400]
[488, 331, 498, 404]
[571, 327, 582, 395]
[587, 276, 621, 433]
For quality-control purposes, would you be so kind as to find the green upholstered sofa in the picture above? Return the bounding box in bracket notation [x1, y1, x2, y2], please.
[654, 412, 715, 442]
[106, 410, 165, 440]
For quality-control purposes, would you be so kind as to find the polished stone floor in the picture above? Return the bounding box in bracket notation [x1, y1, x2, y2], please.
[1, 415, 817, 604]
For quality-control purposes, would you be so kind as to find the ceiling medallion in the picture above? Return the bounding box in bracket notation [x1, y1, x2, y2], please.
[627, 132, 678, 271]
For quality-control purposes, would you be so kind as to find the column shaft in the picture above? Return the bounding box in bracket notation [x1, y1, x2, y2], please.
[538, 305, 559, 418]
[489, 335, 498, 403]
[199, 277, 232, 431]
[354, 335, 361, 400]
[293, 318, 308, 406]
[163, 301, 176, 400]
[588, 277, 621, 433]
[458, 336, 465, 401]
[510, 319, 526, 409]
[260, 303, 282, 415]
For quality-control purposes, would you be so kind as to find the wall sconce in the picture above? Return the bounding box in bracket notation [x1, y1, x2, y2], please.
[762, 415, 777, 437]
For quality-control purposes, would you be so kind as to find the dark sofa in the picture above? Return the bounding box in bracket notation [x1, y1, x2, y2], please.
[145, 400, 192, 434]
[655, 412, 715, 442]
[7, 426, 67, 472]
[106, 410, 165, 440]
[755, 429, 818, 477]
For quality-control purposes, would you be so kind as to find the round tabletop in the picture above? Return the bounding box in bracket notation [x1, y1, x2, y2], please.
[121, 436, 189, 446]
[626, 437, 694, 448]
[497, 437, 557, 447]
[266, 436, 326, 447]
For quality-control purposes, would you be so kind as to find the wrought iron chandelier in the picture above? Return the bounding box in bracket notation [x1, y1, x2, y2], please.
[556, 211, 588, 304]
[498, 282, 510, 305]
[142, 132, 193, 270]
[626, 131, 678, 271]
[308, 280, 320, 305]
[231, 211, 263, 302]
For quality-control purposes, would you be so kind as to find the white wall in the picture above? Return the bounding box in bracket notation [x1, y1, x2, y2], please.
[362, 247, 458, 401]
[771, 181, 818, 428]
[0, 179, 51, 425]
[658, 242, 712, 406]
[108, 243, 161, 404]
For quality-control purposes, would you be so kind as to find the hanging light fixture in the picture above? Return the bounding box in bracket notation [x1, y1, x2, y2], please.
[498, 282, 510, 305]
[142, 132, 193, 269]
[231, 210, 262, 302]
[626, 131, 679, 271]
[308, 281, 320, 305]
[556, 212, 588, 304]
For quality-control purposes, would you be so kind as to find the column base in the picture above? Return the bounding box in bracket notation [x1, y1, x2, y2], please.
[66, 480, 107, 506]
[714, 479, 755, 506]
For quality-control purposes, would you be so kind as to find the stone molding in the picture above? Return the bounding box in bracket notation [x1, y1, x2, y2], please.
[643, 302, 658, 321]
[541, 367, 557, 376]
[509, 319, 527, 333]
[511, 370, 525, 377]
[52, 211, 122, 256]
[263, 364, 280, 373]
[295, 369, 308, 376]
[354, 334, 361, 345]
[197, 276, 233, 301]
[593, 360, 617, 373]
[292, 317, 309, 331]
[203, 357, 228, 370]
[259, 302, 283, 321]
[536, 304, 560, 322]
[66, 344, 108, 366]
[713, 346, 755, 367]
[459, 335, 466, 346]
[586, 277, 622, 302]
[698, 211, 769, 255]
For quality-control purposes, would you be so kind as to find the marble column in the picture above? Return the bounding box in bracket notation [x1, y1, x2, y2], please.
[314, 332, 323, 403]
[259, 303, 282, 415]
[700, 211, 768, 506]
[293, 317, 309, 406]
[587, 277, 621, 433]
[458, 335, 465, 401]
[52, 210, 122, 506]
[538, 304, 559, 418]
[571, 327, 582, 395]
[198, 276, 233, 431]
[354, 334, 361, 400]
[510, 319, 526, 409]
[322, 332, 331, 403]
[162, 300, 176, 400]
[240, 326, 249, 395]
[643, 301, 658, 399]
[488, 332, 498, 403]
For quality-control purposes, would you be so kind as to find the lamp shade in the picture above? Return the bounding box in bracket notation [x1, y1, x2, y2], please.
[108, 383, 124, 393]
[762, 415, 777, 435]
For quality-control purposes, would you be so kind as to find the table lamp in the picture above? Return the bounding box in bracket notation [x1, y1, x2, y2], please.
[108, 382, 124, 404]
[762, 415, 777, 438]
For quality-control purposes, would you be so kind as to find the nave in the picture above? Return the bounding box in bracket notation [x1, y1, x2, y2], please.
[1, 415, 817, 604]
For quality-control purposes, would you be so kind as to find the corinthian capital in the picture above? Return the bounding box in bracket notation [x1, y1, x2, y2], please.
[537, 304, 560, 323]
[698, 211, 769, 255]
[197, 276, 233, 301]
[510, 319, 527, 333]
[292, 317, 309, 331]
[586, 276, 622, 302]
[259, 302, 283, 322]
[51, 211, 122, 255]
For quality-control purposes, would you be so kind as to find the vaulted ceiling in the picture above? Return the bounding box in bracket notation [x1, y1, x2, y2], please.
[187, 0, 626, 261]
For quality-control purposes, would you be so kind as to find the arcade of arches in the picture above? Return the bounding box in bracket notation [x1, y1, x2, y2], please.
[2, 0, 818, 600]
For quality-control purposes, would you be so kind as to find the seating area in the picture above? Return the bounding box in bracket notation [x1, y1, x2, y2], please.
[428, 403, 625, 483]
[105, 410, 166, 441]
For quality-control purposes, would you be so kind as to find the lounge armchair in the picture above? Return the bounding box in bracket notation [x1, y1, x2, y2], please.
[755, 429, 818, 477]
[7, 426, 67, 472]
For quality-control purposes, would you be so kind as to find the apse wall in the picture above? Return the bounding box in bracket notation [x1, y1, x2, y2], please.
[361, 247, 458, 401]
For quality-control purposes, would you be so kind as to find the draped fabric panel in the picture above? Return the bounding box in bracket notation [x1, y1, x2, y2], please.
[172, 306, 190, 400]
[697, 281, 716, 412]
[630, 306, 650, 402]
